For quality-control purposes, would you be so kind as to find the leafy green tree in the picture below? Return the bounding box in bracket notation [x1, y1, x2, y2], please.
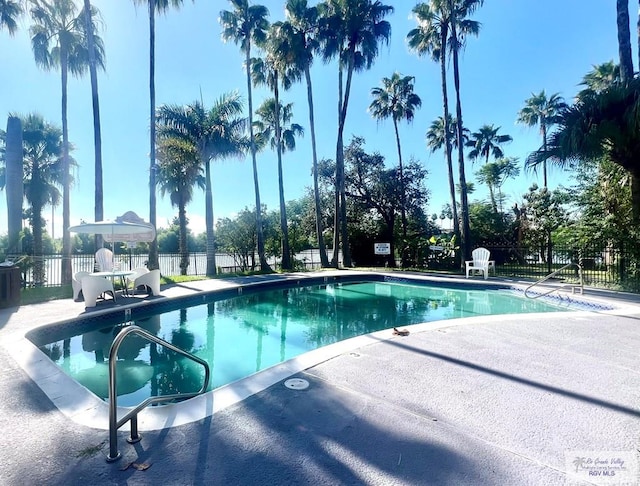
[521, 184, 569, 271]
[318, 0, 394, 267]
[344, 136, 429, 267]
[369, 72, 422, 267]
[570, 158, 632, 246]
[468, 201, 513, 248]
[220, 0, 271, 272]
[132, 0, 191, 271]
[466, 124, 512, 165]
[29, 0, 103, 284]
[156, 138, 205, 275]
[253, 98, 304, 269]
[517, 91, 566, 188]
[216, 207, 259, 271]
[280, 0, 329, 267]
[156, 93, 247, 277]
[0, 0, 22, 35]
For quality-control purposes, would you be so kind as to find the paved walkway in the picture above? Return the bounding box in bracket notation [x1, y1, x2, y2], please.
[0, 272, 639, 485]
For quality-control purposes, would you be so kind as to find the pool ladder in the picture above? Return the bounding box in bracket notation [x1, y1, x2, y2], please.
[106, 325, 210, 462]
[524, 263, 583, 299]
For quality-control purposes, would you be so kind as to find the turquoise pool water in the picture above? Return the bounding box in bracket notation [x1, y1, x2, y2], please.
[37, 281, 567, 406]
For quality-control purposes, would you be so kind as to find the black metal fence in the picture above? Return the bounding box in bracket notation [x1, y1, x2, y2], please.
[10, 244, 639, 292]
[483, 244, 640, 291]
[10, 249, 329, 288]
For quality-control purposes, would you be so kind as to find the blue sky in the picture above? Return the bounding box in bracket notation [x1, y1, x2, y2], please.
[0, 0, 624, 237]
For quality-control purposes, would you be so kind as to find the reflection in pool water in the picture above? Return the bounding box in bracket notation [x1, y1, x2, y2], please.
[38, 281, 566, 406]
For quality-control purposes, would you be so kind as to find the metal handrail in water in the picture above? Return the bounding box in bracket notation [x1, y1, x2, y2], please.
[106, 325, 210, 462]
[524, 263, 583, 299]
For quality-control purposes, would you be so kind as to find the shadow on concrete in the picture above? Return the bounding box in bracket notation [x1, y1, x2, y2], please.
[379, 338, 640, 418]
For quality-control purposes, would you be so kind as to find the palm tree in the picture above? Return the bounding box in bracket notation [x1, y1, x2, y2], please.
[4, 116, 23, 253]
[220, 0, 271, 272]
[254, 98, 304, 270]
[19, 114, 65, 286]
[156, 137, 205, 275]
[425, 114, 467, 235]
[475, 157, 520, 213]
[132, 0, 189, 272]
[156, 93, 247, 277]
[368, 72, 421, 267]
[448, 0, 483, 262]
[527, 78, 640, 225]
[280, 0, 329, 267]
[81, 0, 105, 250]
[318, 0, 394, 267]
[517, 91, 566, 188]
[29, 0, 103, 284]
[0, 0, 22, 35]
[616, 0, 633, 82]
[408, 1, 458, 239]
[467, 124, 512, 165]
[578, 61, 620, 96]
[250, 22, 301, 270]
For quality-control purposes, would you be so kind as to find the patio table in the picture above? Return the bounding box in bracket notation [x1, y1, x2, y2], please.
[92, 270, 135, 296]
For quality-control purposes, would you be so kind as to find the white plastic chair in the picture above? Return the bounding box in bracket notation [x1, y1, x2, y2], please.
[130, 269, 161, 296]
[465, 247, 494, 280]
[72, 271, 91, 300]
[95, 248, 115, 272]
[81, 275, 116, 308]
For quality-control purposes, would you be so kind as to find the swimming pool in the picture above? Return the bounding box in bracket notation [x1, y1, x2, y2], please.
[31, 278, 570, 407]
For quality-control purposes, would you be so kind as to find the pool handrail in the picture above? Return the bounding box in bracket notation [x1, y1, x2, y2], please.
[524, 263, 583, 299]
[107, 324, 210, 462]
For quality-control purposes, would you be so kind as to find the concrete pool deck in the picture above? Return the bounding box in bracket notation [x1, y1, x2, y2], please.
[0, 271, 639, 485]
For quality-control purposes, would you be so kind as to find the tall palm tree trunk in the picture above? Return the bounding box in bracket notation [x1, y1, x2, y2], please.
[83, 0, 103, 251]
[60, 49, 72, 285]
[617, 0, 634, 82]
[245, 48, 270, 272]
[305, 66, 329, 267]
[332, 65, 344, 267]
[393, 118, 408, 267]
[5, 116, 23, 254]
[178, 201, 189, 275]
[204, 159, 217, 276]
[274, 77, 291, 270]
[541, 122, 548, 188]
[32, 201, 45, 286]
[439, 25, 460, 240]
[451, 18, 471, 264]
[147, 0, 159, 270]
[336, 55, 355, 268]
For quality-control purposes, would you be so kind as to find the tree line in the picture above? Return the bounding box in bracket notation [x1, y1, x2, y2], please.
[2, 0, 640, 286]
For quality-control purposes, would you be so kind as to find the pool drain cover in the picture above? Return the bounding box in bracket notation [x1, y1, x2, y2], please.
[284, 378, 309, 390]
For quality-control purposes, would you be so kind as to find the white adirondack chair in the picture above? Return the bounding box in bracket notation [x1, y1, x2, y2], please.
[465, 247, 494, 280]
[95, 248, 115, 272]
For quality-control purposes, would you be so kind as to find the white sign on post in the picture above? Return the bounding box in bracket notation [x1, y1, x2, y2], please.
[374, 242, 391, 255]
